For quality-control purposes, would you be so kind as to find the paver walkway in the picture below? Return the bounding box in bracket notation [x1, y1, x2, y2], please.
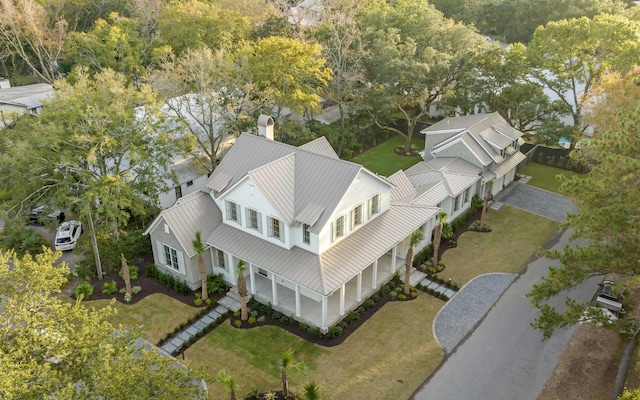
[159, 297, 239, 356]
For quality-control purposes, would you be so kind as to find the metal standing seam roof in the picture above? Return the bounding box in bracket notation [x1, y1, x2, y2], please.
[205, 133, 388, 235]
[405, 160, 481, 198]
[386, 171, 418, 203]
[248, 153, 296, 225]
[206, 203, 440, 295]
[491, 152, 526, 178]
[149, 191, 221, 257]
[298, 136, 339, 159]
[411, 181, 450, 206]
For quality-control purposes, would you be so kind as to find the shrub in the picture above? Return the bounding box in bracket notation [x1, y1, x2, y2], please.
[279, 316, 289, 324]
[233, 311, 241, 317]
[391, 272, 402, 286]
[398, 293, 407, 301]
[469, 220, 492, 232]
[390, 291, 398, 300]
[272, 311, 283, 320]
[207, 274, 229, 294]
[307, 327, 322, 338]
[101, 281, 117, 295]
[75, 281, 94, 300]
[73, 262, 97, 281]
[328, 325, 343, 338]
[257, 315, 266, 323]
[124, 292, 132, 303]
[364, 299, 375, 309]
[131, 285, 141, 294]
[118, 265, 139, 280]
[372, 294, 380, 303]
[411, 291, 418, 299]
[234, 320, 242, 328]
[248, 316, 257, 324]
[299, 323, 309, 332]
[146, 264, 158, 278]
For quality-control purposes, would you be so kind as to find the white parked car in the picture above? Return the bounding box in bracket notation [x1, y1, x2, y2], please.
[54, 220, 82, 251]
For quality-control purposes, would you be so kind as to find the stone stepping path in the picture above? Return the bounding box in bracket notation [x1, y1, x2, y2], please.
[420, 276, 458, 300]
[159, 304, 228, 356]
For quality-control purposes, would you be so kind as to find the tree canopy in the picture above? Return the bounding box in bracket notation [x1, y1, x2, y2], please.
[0, 249, 207, 399]
[527, 68, 640, 339]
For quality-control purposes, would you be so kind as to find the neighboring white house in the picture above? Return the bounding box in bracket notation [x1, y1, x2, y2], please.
[421, 112, 526, 197]
[0, 79, 54, 127]
[145, 116, 470, 332]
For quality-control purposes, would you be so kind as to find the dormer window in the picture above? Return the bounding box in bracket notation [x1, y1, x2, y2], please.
[368, 194, 380, 218]
[302, 223, 311, 245]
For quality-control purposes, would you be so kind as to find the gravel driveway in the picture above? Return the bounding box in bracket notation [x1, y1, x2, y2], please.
[493, 182, 578, 222]
[433, 273, 516, 354]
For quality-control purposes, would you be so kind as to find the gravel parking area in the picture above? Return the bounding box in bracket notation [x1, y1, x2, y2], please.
[434, 273, 516, 354]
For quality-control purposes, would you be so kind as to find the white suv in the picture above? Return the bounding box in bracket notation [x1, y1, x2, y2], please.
[54, 220, 82, 251]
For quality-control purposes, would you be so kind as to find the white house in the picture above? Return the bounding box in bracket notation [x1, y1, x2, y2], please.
[0, 79, 54, 127]
[144, 116, 468, 333]
[421, 112, 526, 197]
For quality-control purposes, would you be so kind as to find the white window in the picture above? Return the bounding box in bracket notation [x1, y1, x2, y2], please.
[464, 186, 473, 204]
[333, 215, 345, 242]
[163, 244, 180, 271]
[268, 216, 283, 241]
[246, 208, 262, 233]
[303, 223, 311, 245]
[352, 204, 363, 229]
[368, 194, 380, 218]
[226, 200, 240, 224]
[454, 194, 462, 211]
[214, 249, 227, 271]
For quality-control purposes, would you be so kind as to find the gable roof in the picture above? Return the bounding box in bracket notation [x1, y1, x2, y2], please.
[422, 112, 524, 165]
[298, 136, 339, 159]
[144, 191, 220, 257]
[386, 170, 417, 204]
[206, 134, 391, 233]
[405, 158, 480, 202]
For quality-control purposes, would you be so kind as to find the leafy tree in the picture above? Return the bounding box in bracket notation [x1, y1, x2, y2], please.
[64, 13, 157, 77]
[216, 369, 239, 400]
[527, 68, 640, 339]
[155, 46, 259, 175]
[158, 0, 251, 56]
[527, 14, 640, 148]
[432, 212, 448, 269]
[44, 0, 130, 32]
[279, 349, 304, 398]
[252, 14, 295, 39]
[360, 0, 490, 152]
[236, 259, 248, 321]
[311, 0, 368, 152]
[0, 249, 206, 399]
[237, 36, 331, 121]
[0, 0, 67, 83]
[404, 230, 424, 295]
[192, 231, 208, 301]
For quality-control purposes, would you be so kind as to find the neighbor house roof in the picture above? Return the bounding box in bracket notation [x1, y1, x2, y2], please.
[206, 133, 391, 233]
[144, 191, 220, 257]
[206, 204, 439, 295]
[0, 83, 54, 112]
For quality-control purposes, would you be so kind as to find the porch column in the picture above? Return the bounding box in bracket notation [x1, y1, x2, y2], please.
[339, 284, 345, 316]
[249, 264, 256, 295]
[356, 271, 362, 302]
[391, 246, 397, 274]
[271, 274, 278, 306]
[321, 296, 328, 332]
[372, 260, 378, 289]
[295, 284, 301, 317]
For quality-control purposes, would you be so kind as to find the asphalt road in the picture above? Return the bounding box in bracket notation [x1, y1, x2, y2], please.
[411, 228, 600, 400]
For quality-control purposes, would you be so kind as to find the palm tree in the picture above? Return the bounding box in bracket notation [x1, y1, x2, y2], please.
[303, 380, 321, 400]
[236, 259, 248, 321]
[480, 180, 493, 226]
[280, 349, 304, 398]
[192, 231, 208, 301]
[121, 254, 132, 297]
[216, 369, 238, 400]
[432, 211, 448, 269]
[404, 230, 425, 295]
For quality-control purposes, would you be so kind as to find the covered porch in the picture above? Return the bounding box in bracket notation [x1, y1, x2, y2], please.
[247, 251, 405, 331]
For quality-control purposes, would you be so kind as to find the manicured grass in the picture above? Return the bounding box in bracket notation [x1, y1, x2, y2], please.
[83, 293, 200, 344]
[441, 206, 560, 285]
[185, 295, 444, 400]
[350, 135, 423, 176]
[518, 162, 582, 194]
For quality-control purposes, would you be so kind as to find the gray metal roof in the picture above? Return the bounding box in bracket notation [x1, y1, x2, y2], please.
[0, 83, 53, 102]
[412, 181, 450, 206]
[206, 203, 439, 295]
[386, 171, 417, 204]
[491, 152, 526, 178]
[298, 136, 339, 159]
[406, 160, 480, 198]
[148, 191, 221, 257]
[206, 134, 388, 234]
[248, 154, 296, 225]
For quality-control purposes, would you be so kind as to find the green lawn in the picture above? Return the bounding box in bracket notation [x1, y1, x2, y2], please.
[518, 162, 582, 194]
[350, 135, 423, 176]
[185, 295, 444, 400]
[441, 205, 560, 285]
[83, 293, 200, 344]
